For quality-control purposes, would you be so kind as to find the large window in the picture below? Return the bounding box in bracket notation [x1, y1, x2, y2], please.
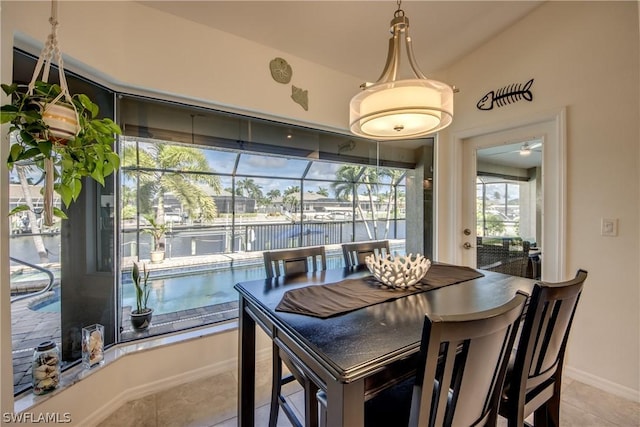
[119, 135, 409, 340]
[9, 49, 118, 395]
[9, 51, 427, 395]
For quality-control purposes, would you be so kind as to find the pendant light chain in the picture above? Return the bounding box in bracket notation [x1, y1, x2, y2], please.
[348, 1, 454, 140]
[395, 0, 404, 18]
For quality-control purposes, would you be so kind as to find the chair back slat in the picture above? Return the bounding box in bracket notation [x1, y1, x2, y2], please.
[263, 246, 327, 278]
[502, 269, 587, 421]
[411, 292, 527, 427]
[341, 240, 390, 268]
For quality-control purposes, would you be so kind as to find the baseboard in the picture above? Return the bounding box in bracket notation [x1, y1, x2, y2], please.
[564, 365, 640, 403]
[87, 357, 236, 426]
[15, 320, 276, 426]
[87, 345, 272, 427]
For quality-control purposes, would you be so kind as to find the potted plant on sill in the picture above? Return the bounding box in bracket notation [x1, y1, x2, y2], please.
[1, 80, 121, 225]
[143, 215, 167, 264]
[130, 261, 153, 331]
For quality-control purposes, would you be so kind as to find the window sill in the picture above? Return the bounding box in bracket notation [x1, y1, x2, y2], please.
[14, 319, 238, 415]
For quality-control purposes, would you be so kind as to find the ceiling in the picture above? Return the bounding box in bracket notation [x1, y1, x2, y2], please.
[139, 1, 543, 81]
[138, 1, 544, 167]
[477, 140, 542, 170]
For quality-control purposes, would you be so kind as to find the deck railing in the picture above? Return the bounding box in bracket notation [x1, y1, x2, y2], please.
[122, 219, 404, 259]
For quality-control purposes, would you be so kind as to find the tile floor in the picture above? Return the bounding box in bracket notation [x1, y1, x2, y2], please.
[97, 356, 640, 427]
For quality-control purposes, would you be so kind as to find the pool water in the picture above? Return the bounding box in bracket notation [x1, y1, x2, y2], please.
[36, 301, 60, 312]
[34, 256, 345, 315]
[122, 265, 267, 315]
[30, 288, 61, 312]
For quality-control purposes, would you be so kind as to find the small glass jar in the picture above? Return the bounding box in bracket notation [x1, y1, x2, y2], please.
[82, 324, 105, 369]
[32, 340, 60, 395]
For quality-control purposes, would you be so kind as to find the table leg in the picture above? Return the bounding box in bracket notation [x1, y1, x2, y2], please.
[238, 295, 256, 427]
[326, 379, 365, 426]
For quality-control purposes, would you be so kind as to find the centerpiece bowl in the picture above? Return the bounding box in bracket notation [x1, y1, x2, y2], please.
[365, 253, 431, 289]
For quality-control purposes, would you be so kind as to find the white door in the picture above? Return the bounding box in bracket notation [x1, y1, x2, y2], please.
[462, 135, 542, 272]
[456, 110, 566, 281]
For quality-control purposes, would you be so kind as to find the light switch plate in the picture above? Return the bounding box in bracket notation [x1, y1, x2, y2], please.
[601, 218, 618, 237]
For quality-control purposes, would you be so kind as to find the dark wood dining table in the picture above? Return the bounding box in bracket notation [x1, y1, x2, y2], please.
[234, 266, 535, 427]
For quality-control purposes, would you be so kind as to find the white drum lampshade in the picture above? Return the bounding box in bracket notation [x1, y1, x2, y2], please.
[349, 2, 454, 141]
[350, 79, 453, 140]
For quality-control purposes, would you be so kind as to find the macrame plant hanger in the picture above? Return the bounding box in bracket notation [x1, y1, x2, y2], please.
[29, 0, 79, 226]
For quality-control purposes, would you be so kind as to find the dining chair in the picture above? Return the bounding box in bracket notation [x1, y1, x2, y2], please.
[499, 269, 588, 427]
[477, 238, 531, 277]
[264, 246, 327, 278]
[317, 292, 528, 427]
[341, 240, 390, 268]
[263, 246, 327, 427]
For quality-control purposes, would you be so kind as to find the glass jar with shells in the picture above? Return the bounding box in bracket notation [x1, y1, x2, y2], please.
[82, 324, 105, 369]
[32, 341, 60, 395]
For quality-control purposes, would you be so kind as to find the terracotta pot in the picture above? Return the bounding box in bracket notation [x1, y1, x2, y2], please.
[130, 309, 153, 331]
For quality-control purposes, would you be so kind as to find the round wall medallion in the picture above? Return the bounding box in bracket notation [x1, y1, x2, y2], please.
[269, 57, 292, 84]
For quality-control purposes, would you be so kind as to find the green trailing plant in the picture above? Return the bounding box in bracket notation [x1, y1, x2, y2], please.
[131, 262, 151, 314]
[1, 80, 121, 221]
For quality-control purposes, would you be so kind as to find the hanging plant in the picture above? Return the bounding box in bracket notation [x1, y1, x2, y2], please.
[2, 81, 121, 221]
[0, 0, 121, 225]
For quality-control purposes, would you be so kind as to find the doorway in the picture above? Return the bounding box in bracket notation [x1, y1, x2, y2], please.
[474, 140, 542, 278]
[455, 109, 566, 281]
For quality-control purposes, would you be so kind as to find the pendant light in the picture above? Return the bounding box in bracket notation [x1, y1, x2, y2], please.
[349, 1, 454, 140]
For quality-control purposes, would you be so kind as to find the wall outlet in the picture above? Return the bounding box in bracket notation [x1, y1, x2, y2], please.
[601, 218, 618, 237]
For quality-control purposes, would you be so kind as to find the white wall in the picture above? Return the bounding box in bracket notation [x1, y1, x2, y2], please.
[436, 1, 639, 399]
[22, 328, 241, 426]
[3, 1, 362, 132]
[1, 0, 638, 418]
[0, 0, 364, 417]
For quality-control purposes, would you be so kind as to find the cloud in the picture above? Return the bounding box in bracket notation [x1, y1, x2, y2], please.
[244, 156, 288, 169]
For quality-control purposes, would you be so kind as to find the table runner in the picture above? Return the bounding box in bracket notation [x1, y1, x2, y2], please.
[275, 263, 484, 318]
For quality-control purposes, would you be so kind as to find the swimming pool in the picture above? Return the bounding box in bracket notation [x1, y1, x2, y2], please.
[34, 256, 345, 315]
[121, 264, 267, 315]
[29, 288, 61, 312]
[31, 264, 266, 314]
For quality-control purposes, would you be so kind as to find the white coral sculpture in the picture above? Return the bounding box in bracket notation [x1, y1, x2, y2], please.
[365, 253, 431, 289]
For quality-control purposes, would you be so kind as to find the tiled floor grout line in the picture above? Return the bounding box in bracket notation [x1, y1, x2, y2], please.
[206, 379, 639, 427]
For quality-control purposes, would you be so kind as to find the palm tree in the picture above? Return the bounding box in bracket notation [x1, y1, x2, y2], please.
[15, 164, 49, 262]
[120, 186, 137, 220]
[331, 166, 375, 239]
[266, 189, 281, 199]
[283, 186, 299, 209]
[379, 169, 404, 238]
[236, 178, 263, 199]
[316, 187, 329, 197]
[236, 177, 264, 210]
[122, 142, 221, 228]
[283, 186, 301, 216]
[265, 189, 281, 214]
[360, 167, 380, 238]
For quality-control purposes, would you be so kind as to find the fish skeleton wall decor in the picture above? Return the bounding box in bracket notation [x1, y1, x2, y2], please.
[477, 78, 534, 111]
